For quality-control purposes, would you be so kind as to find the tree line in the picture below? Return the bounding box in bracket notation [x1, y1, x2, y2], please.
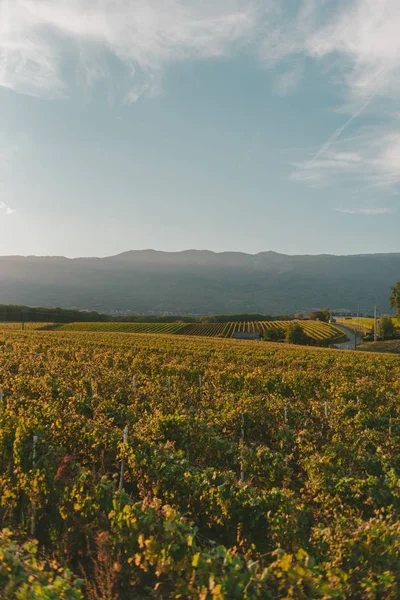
[0, 304, 296, 325]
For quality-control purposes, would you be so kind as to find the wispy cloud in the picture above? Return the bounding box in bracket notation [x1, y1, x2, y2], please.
[335, 207, 395, 215]
[273, 61, 304, 96]
[292, 127, 400, 189]
[0, 201, 16, 215]
[2, 1, 400, 107]
[289, 0, 400, 188]
[0, 0, 266, 100]
[307, 0, 400, 102]
[310, 93, 376, 164]
[2, 0, 400, 197]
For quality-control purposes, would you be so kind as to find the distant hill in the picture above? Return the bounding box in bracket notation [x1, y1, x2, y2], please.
[0, 250, 399, 315]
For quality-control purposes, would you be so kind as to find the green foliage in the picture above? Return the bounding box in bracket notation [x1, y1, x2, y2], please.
[0, 304, 108, 324]
[390, 282, 400, 318]
[308, 310, 329, 322]
[285, 322, 308, 344]
[0, 529, 83, 599]
[379, 316, 395, 340]
[263, 328, 282, 342]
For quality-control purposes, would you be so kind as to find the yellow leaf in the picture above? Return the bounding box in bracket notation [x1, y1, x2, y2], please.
[192, 553, 200, 568]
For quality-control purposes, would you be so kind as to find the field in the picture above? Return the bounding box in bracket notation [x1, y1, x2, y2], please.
[59, 319, 346, 344]
[358, 340, 400, 354]
[337, 317, 400, 333]
[2, 328, 400, 598]
[0, 321, 53, 330]
[57, 321, 189, 335]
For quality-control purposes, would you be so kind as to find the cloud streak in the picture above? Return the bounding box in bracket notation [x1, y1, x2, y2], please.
[292, 127, 400, 189]
[290, 0, 400, 188]
[335, 208, 394, 215]
[310, 93, 376, 164]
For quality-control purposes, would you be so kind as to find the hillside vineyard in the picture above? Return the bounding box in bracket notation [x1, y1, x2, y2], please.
[58, 319, 345, 343]
[1, 328, 400, 598]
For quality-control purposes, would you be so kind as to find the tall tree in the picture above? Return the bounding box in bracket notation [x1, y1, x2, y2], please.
[379, 316, 395, 340]
[286, 323, 308, 345]
[390, 282, 400, 317]
[308, 310, 329, 322]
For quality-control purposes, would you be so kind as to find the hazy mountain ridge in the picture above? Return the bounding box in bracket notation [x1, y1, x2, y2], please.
[0, 250, 399, 314]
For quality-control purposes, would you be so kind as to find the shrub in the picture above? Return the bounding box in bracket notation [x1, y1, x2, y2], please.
[285, 323, 308, 345]
[0, 529, 83, 600]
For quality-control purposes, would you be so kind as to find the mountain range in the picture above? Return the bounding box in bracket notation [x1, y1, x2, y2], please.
[0, 250, 399, 315]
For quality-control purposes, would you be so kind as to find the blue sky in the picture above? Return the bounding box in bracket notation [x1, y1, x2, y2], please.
[0, 0, 399, 257]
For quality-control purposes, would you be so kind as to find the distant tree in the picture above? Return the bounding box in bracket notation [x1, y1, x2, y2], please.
[308, 310, 329, 322]
[286, 323, 308, 345]
[264, 328, 282, 342]
[322, 307, 330, 321]
[390, 282, 400, 317]
[379, 316, 395, 340]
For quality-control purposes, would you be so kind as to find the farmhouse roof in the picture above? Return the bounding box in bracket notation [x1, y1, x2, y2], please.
[232, 331, 262, 340]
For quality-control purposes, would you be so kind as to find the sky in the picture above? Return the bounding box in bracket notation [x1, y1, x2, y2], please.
[0, 0, 400, 258]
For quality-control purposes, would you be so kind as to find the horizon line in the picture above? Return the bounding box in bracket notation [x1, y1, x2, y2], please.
[1, 248, 400, 260]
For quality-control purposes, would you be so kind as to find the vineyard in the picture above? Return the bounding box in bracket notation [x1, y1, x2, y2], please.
[2, 328, 400, 598]
[0, 322, 53, 330]
[59, 320, 345, 344]
[336, 317, 400, 333]
[57, 321, 189, 335]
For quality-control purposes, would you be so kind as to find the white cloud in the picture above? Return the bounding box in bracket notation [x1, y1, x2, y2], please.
[0, 201, 16, 215]
[290, 0, 400, 187]
[0, 0, 265, 100]
[335, 208, 395, 215]
[307, 0, 400, 102]
[2, 0, 400, 195]
[1, 1, 400, 106]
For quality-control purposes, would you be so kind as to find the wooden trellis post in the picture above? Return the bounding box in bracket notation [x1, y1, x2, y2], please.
[31, 435, 38, 536]
[240, 413, 245, 484]
[119, 426, 129, 492]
